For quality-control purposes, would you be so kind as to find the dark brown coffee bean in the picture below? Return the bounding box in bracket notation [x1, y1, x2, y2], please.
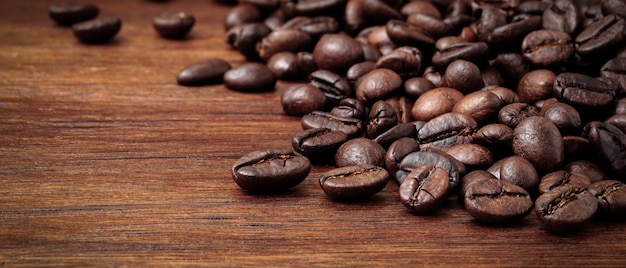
[399, 164, 450, 214]
[554, 72, 617, 108]
[600, 58, 626, 94]
[404, 77, 435, 98]
[153, 12, 195, 39]
[258, 29, 312, 62]
[407, 13, 449, 39]
[587, 180, 626, 218]
[313, 34, 364, 75]
[281, 83, 327, 116]
[301, 111, 364, 137]
[330, 98, 365, 120]
[535, 185, 598, 233]
[431, 42, 489, 69]
[498, 103, 540, 129]
[401, 1, 441, 18]
[452, 90, 502, 124]
[493, 53, 531, 84]
[375, 46, 423, 79]
[292, 128, 349, 160]
[263, 9, 285, 31]
[366, 100, 398, 138]
[355, 68, 402, 104]
[176, 58, 231, 86]
[411, 87, 464, 122]
[346, 61, 376, 87]
[513, 116, 564, 174]
[366, 26, 396, 54]
[464, 178, 533, 224]
[522, 29, 574, 67]
[442, 60, 484, 94]
[484, 86, 520, 106]
[517, 0, 551, 15]
[517, 69, 556, 104]
[385, 95, 414, 123]
[539, 171, 592, 194]
[417, 112, 477, 150]
[473, 5, 508, 42]
[385, 137, 420, 177]
[72, 17, 122, 44]
[281, 0, 346, 18]
[488, 155, 540, 193]
[319, 164, 390, 200]
[606, 113, 626, 135]
[309, 70, 353, 104]
[226, 23, 272, 60]
[542, 0, 581, 34]
[224, 63, 276, 92]
[575, 15, 626, 59]
[224, 4, 261, 30]
[49, 3, 99, 26]
[373, 122, 418, 148]
[585, 121, 626, 176]
[280, 16, 340, 39]
[566, 160, 607, 183]
[460, 170, 496, 200]
[442, 143, 494, 170]
[562, 135, 591, 159]
[335, 137, 386, 168]
[488, 15, 542, 45]
[385, 20, 435, 49]
[539, 99, 582, 134]
[231, 150, 311, 193]
[472, 123, 514, 149]
[396, 150, 462, 191]
[602, 0, 626, 18]
[267, 52, 303, 80]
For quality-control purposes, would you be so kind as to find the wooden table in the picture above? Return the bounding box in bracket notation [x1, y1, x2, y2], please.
[1, 1, 625, 266]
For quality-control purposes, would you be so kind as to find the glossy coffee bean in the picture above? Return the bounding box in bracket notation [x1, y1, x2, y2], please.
[355, 68, 403, 104]
[330, 98, 365, 120]
[541, 0, 581, 34]
[385, 137, 420, 177]
[442, 60, 484, 94]
[513, 116, 564, 174]
[554, 73, 617, 109]
[498, 103, 540, 129]
[291, 128, 349, 161]
[404, 77, 435, 98]
[280, 16, 340, 39]
[535, 185, 598, 233]
[399, 164, 450, 214]
[585, 121, 626, 176]
[224, 63, 276, 92]
[346, 61, 376, 87]
[373, 123, 418, 148]
[396, 150, 461, 191]
[231, 150, 311, 193]
[575, 15, 626, 59]
[385, 20, 434, 49]
[313, 34, 364, 75]
[606, 113, 626, 135]
[49, 3, 99, 26]
[417, 112, 477, 149]
[267, 52, 303, 80]
[600, 58, 626, 95]
[521, 29, 574, 67]
[301, 111, 363, 137]
[587, 180, 626, 218]
[539, 99, 581, 134]
[258, 29, 312, 62]
[281, 1, 346, 18]
[176, 58, 231, 86]
[281, 83, 327, 116]
[309, 70, 353, 104]
[411, 87, 464, 122]
[452, 90, 502, 124]
[538, 171, 592, 194]
[464, 178, 533, 224]
[319, 164, 390, 200]
[366, 100, 398, 139]
[472, 123, 514, 149]
[335, 137, 386, 168]
[443, 143, 494, 171]
[223, 4, 261, 30]
[153, 12, 195, 39]
[226, 23, 272, 60]
[72, 17, 122, 44]
[487, 155, 539, 193]
[431, 42, 489, 69]
[375, 46, 423, 79]
[517, 69, 556, 104]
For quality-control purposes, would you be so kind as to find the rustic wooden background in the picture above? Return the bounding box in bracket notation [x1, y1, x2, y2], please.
[1, 0, 625, 266]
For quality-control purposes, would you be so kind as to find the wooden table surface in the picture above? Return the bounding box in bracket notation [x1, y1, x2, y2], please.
[1, 0, 625, 266]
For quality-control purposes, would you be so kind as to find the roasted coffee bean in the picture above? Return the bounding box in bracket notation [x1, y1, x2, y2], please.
[226, 23, 272, 60]
[606, 114, 626, 134]
[355, 68, 403, 104]
[488, 15, 542, 45]
[176, 58, 231, 86]
[373, 123, 418, 148]
[452, 90, 502, 124]
[399, 164, 450, 214]
[517, 0, 551, 15]
[346, 61, 376, 87]
[513, 116, 564, 174]
[366, 100, 398, 138]
[600, 58, 626, 94]
[296, 51, 318, 76]
[153, 12, 195, 39]
[281, 83, 327, 116]
[542, 0, 581, 35]
[267, 52, 303, 80]
[396, 150, 461, 191]
[498, 103, 540, 129]
[309, 70, 353, 104]
[281, 0, 346, 18]
[301, 111, 363, 137]
[464, 178, 534, 224]
[539, 99, 581, 134]
[585, 121, 626, 176]
[258, 29, 312, 62]
[407, 13, 449, 39]
[231, 150, 311, 193]
[280, 16, 340, 39]
[442, 60, 484, 94]
[587, 180, 626, 218]
[72, 17, 122, 44]
[554, 73, 617, 109]
[49, 3, 99, 26]
[517, 69, 556, 104]
[319, 164, 390, 200]
[582, 3, 603, 28]
[562, 135, 591, 159]
[539, 171, 592, 194]
[375, 46, 423, 79]
[472, 123, 514, 148]
[460, 170, 496, 200]
[330, 98, 365, 120]
[404, 77, 435, 98]
[521, 29, 574, 67]
[484, 86, 519, 106]
[417, 112, 477, 149]
[385, 95, 414, 123]
[473, 5, 508, 43]
[411, 87, 464, 122]
[239, 0, 280, 12]
[481, 65, 505, 87]
[224, 4, 261, 30]
[443, 143, 494, 171]
[385, 137, 420, 177]
[431, 42, 489, 69]
[575, 15, 626, 59]
[335, 137, 386, 168]
[385, 20, 435, 49]
[488, 155, 540, 193]
[493, 53, 531, 84]
[401, 1, 441, 18]
[263, 9, 285, 30]
[313, 34, 364, 75]
[602, 0, 626, 18]
[291, 128, 349, 160]
[535, 185, 598, 233]
[224, 63, 276, 92]
[366, 26, 396, 55]
[566, 160, 607, 183]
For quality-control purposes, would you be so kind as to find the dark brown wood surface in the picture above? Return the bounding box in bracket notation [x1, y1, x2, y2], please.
[1, 0, 625, 266]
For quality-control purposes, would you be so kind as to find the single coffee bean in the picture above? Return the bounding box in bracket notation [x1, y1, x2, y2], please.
[281, 83, 327, 116]
[335, 137, 386, 168]
[319, 164, 390, 200]
[566, 160, 607, 183]
[517, 69, 556, 104]
[291, 128, 349, 161]
[153, 12, 195, 39]
[483, 86, 519, 106]
[575, 15, 626, 59]
[176, 58, 231, 86]
[223, 4, 261, 30]
[460, 170, 495, 200]
[346, 61, 376, 87]
[587, 180, 626, 218]
[401, 1, 441, 18]
[487, 155, 539, 193]
[585, 121, 626, 176]
[49, 3, 99, 26]
[366, 100, 398, 139]
[406, 13, 449, 39]
[281, 0, 346, 18]
[375, 46, 423, 79]
[404, 77, 435, 98]
[464, 178, 534, 224]
[399, 164, 450, 214]
[302, 111, 364, 137]
[417, 112, 477, 149]
[313, 34, 364, 75]
[535, 185, 598, 233]
[385, 20, 434, 49]
[257, 29, 312, 62]
[541, 0, 581, 34]
[521, 29, 574, 67]
[224, 63, 276, 92]
[385, 96, 414, 124]
[226, 23, 272, 60]
[517, 0, 551, 15]
[296, 52, 318, 77]
[330, 98, 365, 120]
[373, 123, 418, 148]
[267, 52, 303, 80]
[488, 15, 542, 45]
[472, 123, 514, 149]
[366, 26, 396, 55]
[498, 103, 540, 129]
[538, 171, 592, 194]
[309, 70, 353, 105]
[452, 90, 502, 124]
[539, 99, 582, 134]
[562, 135, 591, 159]
[493, 53, 531, 84]
[431, 42, 489, 69]
[396, 150, 461, 191]
[355, 68, 403, 104]
[280, 16, 340, 39]
[600, 58, 626, 95]
[442, 59, 484, 94]
[411, 87, 464, 122]
[385, 137, 420, 178]
[443, 143, 494, 171]
[231, 150, 311, 193]
[72, 17, 122, 44]
[554, 72, 617, 109]
[606, 113, 626, 135]
[513, 116, 564, 174]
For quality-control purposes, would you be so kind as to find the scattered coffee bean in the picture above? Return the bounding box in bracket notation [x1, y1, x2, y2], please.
[535, 185, 598, 233]
[72, 17, 122, 44]
[587, 180, 626, 218]
[319, 164, 389, 200]
[153, 12, 195, 39]
[223, 63, 276, 92]
[399, 164, 449, 214]
[231, 150, 311, 193]
[464, 178, 533, 224]
[177, 58, 231, 86]
[49, 3, 99, 26]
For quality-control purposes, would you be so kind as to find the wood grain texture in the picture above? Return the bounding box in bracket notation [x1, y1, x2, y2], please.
[1, 1, 625, 266]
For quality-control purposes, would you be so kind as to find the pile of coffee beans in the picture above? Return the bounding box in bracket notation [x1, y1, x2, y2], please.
[206, 0, 626, 234]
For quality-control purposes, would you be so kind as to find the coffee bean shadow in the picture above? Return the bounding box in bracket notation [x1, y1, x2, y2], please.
[76, 37, 123, 46]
